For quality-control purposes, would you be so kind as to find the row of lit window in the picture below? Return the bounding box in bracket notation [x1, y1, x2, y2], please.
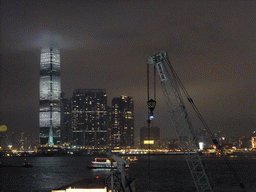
[74, 94, 107, 97]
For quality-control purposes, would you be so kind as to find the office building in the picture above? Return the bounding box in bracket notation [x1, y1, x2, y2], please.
[110, 96, 134, 149]
[0, 134, 8, 150]
[71, 89, 108, 148]
[61, 93, 72, 145]
[39, 47, 61, 145]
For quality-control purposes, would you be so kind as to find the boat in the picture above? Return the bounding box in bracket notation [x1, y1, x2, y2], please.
[23, 159, 33, 167]
[86, 158, 117, 169]
[52, 177, 107, 192]
[0, 163, 32, 168]
[52, 176, 136, 192]
[122, 156, 138, 162]
[86, 158, 129, 169]
[23, 162, 32, 167]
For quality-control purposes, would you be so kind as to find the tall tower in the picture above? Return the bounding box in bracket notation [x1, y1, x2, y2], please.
[110, 96, 134, 149]
[39, 47, 61, 146]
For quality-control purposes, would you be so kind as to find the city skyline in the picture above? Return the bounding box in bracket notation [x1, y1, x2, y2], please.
[1, 1, 256, 143]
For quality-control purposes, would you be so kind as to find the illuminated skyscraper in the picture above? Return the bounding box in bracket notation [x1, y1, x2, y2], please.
[110, 96, 134, 149]
[39, 47, 61, 145]
[71, 89, 108, 148]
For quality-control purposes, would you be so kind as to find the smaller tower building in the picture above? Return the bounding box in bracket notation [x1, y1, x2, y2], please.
[140, 126, 160, 149]
[110, 96, 134, 149]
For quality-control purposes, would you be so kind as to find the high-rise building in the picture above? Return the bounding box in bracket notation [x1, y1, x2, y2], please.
[0, 133, 8, 150]
[110, 96, 134, 149]
[71, 89, 108, 148]
[39, 47, 61, 146]
[17, 131, 25, 151]
[11, 132, 17, 149]
[61, 93, 71, 145]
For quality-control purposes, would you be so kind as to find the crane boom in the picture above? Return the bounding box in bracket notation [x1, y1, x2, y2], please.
[148, 51, 214, 192]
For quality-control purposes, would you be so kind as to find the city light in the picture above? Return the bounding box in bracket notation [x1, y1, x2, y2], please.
[144, 140, 154, 144]
[199, 142, 204, 150]
[52, 188, 107, 192]
[252, 137, 256, 148]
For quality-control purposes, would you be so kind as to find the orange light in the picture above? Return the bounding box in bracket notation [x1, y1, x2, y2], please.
[252, 137, 256, 148]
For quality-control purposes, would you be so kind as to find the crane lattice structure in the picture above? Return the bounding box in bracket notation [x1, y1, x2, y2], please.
[147, 51, 214, 192]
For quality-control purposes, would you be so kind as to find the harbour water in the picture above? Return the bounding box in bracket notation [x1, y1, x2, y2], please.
[1, 155, 256, 192]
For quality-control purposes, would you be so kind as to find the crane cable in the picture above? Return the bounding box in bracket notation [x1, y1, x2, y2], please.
[147, 63, 157, 191]
[147, 64, 157, 102]
[163, 55, 246, 190]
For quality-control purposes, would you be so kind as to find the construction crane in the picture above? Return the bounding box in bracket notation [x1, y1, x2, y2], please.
[147, 51, 214, 192]
[105, 152, 133, 192]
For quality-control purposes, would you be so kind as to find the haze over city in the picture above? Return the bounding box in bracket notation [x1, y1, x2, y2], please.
[1, 0, 255, 143]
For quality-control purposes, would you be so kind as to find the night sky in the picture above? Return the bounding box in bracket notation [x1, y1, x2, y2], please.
[1, 0, 255, 142]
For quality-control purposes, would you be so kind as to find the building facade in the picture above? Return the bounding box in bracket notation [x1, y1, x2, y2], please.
[140, 126, 160, 149]
[110, 96, 134, 149]
[71, 89, 108, 149]
[0, 133, 8, 150]
[39, 47, 61, 145]
[61, 93, 71, 145]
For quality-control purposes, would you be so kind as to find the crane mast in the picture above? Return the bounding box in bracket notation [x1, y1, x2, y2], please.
[147, 51, 214, 192]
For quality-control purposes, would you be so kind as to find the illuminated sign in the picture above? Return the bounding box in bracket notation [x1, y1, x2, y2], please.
[156, 62, 168, 82]
[144, 140, 154, 144]
[199, 142, 204, 150]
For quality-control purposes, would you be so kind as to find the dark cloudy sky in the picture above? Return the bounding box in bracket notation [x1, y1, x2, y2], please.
[1, 0, 255, 142]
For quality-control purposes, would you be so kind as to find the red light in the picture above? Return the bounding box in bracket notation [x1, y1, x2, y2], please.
[96, 176, 99, 179]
